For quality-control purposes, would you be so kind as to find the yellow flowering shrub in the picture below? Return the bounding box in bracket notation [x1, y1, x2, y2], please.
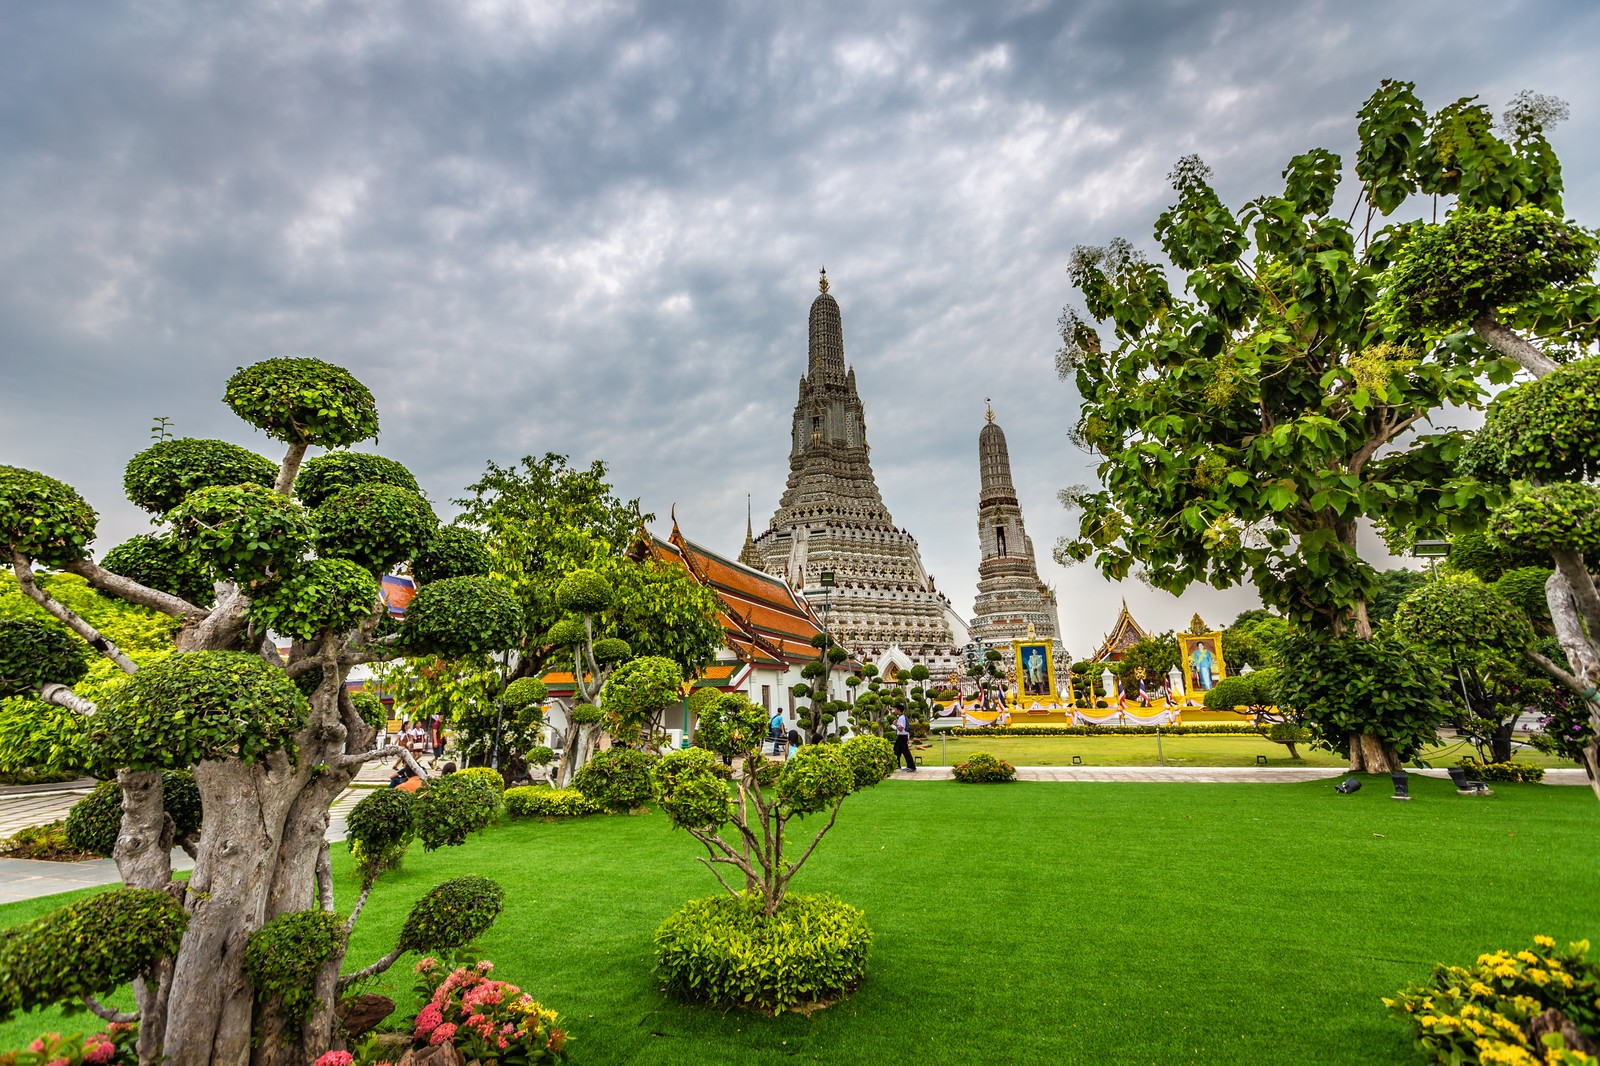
[1386, 936, 1599, 1065]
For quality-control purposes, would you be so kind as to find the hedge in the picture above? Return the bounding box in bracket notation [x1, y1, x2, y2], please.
[941, 724, 1266, 737]
[503, 786, 602, 818]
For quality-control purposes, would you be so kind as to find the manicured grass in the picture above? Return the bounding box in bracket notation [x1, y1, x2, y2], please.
[2, 778, 1596, 1064]
[921, 733, 1577, 769]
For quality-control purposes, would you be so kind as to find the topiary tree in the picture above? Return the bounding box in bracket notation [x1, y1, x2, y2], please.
[571, 747, 658, 812]
[1391, 574, 1546, 764]
[65, 771, 202, 858]
[651, 693, 886, 917]
[599, 655, 684, 744]
[0, 357, 525, 1066]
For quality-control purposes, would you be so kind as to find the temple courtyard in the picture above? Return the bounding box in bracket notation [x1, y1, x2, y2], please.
[2, 777, 1593, 1065]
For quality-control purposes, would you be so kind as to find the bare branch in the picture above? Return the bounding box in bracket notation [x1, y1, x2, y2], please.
[84, 994, 138, 1024]
[274, 441, 309, 497]
[338, 648, 400, 670]
[781, 800, 842, 887]
[1526, 648, 1597, 701]
[1473, 311, 1561, 378]
[37, 682, 98, 716]
[62, 556, 202, 619]
[337, 947, 405, 991]
[344, 879, 376, 935]
[12, 552, 138, 674]
[337, 744, 425, 778]
[178, 835, 199, 861]
[694, 856, 744, 898]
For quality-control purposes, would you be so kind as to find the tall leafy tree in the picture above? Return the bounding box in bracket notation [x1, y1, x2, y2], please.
[1054, 81, 1579, 771]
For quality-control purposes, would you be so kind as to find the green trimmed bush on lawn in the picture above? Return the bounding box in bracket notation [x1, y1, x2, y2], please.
[571, 748, 657, 812]
[454, 765, 507, 797]
[345, 787, 416, 880]
[503, 786, 602, 818]
[654, 892, 871, 1014]
[952, 753, 1016, 783]
[412, 773, 500, 851]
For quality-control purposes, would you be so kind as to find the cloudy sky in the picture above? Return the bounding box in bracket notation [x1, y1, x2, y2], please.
[4, 0, 1596, 657]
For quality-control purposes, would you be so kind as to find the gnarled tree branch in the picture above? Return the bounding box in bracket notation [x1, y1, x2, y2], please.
[84, 994, 138, 1024]
[63, 557, 203, 619]
[12, 552, 138, 674]
[1473, 311, 1561, 378]
[337, 947, 405, 991]
[37, 682, 98, 716]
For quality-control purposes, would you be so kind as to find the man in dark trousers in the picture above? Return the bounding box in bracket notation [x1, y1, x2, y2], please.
[893, 710, 916, 772]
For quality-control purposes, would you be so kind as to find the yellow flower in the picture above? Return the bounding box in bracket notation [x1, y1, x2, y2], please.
[1517, 951, 1539, 965]
[1526, 969, 1550, 986]
[1534, 935, 1556, 949]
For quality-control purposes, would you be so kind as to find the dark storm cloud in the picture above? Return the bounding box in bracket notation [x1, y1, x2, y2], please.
[3, 0, 1596, 653]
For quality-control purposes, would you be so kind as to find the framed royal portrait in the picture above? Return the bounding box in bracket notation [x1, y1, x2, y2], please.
[1178, 632, 1227, 694]
[1011, 639, 1058, 705]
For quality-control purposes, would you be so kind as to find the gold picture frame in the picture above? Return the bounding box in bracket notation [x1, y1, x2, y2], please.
[1178, 632, 1227, 695]
[1011, 639, 1058, 707]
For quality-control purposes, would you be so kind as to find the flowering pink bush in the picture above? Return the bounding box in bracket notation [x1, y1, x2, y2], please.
[313, 1052, 354, 1066]
[407, 958, 568, 1062]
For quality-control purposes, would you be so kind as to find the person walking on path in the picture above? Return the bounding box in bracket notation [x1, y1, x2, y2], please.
[893, 711, 916, 772]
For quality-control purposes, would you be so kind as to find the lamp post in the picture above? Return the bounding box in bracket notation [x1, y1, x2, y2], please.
[1413, 539, 1450, 577]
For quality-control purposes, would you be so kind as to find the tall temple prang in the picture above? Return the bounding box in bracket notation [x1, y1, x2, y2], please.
[968, 404, 1064, 654]
[750, 270, 969, 674]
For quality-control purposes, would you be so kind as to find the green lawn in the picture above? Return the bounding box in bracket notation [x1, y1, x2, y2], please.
[2, 778, 1597, 1064]
[919, 733, 1578, 769]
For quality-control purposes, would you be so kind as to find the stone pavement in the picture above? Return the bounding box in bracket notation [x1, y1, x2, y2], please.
[889, 765, 1594, 785]
[0, 783, 375, 904]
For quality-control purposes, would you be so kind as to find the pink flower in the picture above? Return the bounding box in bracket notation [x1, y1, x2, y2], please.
[414, 1004, 444, 1038]
[498, 1035, 509, 1050]
[84, 1041, 116, 1066]
[475, 959, 494, 974]
[314, 1053, 354, 1066]
[501, 1023, 516, 1037]
[429, 1023, 457, 1047]
[45, 1058, 69, 1066]
[414, 957, 438, 975]
[28, 1037, 47, 1053]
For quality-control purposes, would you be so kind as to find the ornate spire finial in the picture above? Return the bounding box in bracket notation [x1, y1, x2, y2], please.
[746, 493, 753, 538]
[985, 398, 994, 424]
[819, 266, 829, 294]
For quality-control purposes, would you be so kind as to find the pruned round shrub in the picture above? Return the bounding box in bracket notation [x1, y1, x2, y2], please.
[554, 568, 612, 614]
[243, 909, 346, 1031]
[454, 765, 506, 798]
[167, 483, 312, 582]
[1203, 675, 1256, 711]
[403, 575, 524, 660]
[1489, 482, 1600, 555]
[571, 748, 657, 812]
[312, 483, 436, 575]
[345, 786, 415, 879]
[398, 875, 505, 953]
[570, 703, 604, 725]
[695, 694, 767, 757]
[600, 655, 681, 720]
[0, 466, 97, 568]
[101, 533, 216, 607]
[502, 677, 548, 710]
[653, 892, 871, 1014]
[1464, 356, 1600, 484]
[650, 747, 732, 831]
[1268, 723, 1310, 744]
[527, 745, 555, 767]
[64, 771, 202, 857]
[0, 619, 89, 698]
[953, 753, 1016, 783]
[411, 524, 493, 584]
[224, 358, 379, 447]
[349, 690, 387, 731]
[0, 887, 188, 1022]
[1392, 573, 1535, 658]
[249, 558, 380, 641]
[412, 772, 499, 850]
[546, 618, 586, 647]
[293, 450, 420, 509]
[90, 651, 310, 770]
[122, 438, 277, 514]
[775, 745, 854, 815]
[839, 735, 895, 788]
[591, 637, 632, 664]
[503, 786, 601, 818]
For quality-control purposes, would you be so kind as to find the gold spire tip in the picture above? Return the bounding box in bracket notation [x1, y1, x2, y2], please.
[819, 267, 829, 294]
[985, 398, 994, 424]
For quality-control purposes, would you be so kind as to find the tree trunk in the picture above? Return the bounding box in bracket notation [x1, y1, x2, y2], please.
[1348, 731, 1398, 773]
[1490, 722, 1514, 765]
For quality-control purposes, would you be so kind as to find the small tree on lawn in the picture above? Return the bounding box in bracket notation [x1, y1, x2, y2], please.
[1391, 574, 1548, 765]
[651, 694, 893, 914]
[0, 357, 523, 1066]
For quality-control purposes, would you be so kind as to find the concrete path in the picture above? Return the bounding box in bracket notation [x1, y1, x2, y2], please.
[0, 785, 374, 904]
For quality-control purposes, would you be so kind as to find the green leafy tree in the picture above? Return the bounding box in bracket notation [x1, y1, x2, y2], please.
[1055, 81, 1579, 771]
[1392, 574, 1546, 764]
[1369, 568, 1428, 629]
[0, 358, 518, 1066]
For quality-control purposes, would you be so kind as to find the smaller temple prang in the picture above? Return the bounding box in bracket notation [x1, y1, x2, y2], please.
[968, 408, 1064, 654]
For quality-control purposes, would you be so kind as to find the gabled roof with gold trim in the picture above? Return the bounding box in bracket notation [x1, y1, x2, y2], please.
[1092, 598, 1147, 662]
[644, 514, 835, 670]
